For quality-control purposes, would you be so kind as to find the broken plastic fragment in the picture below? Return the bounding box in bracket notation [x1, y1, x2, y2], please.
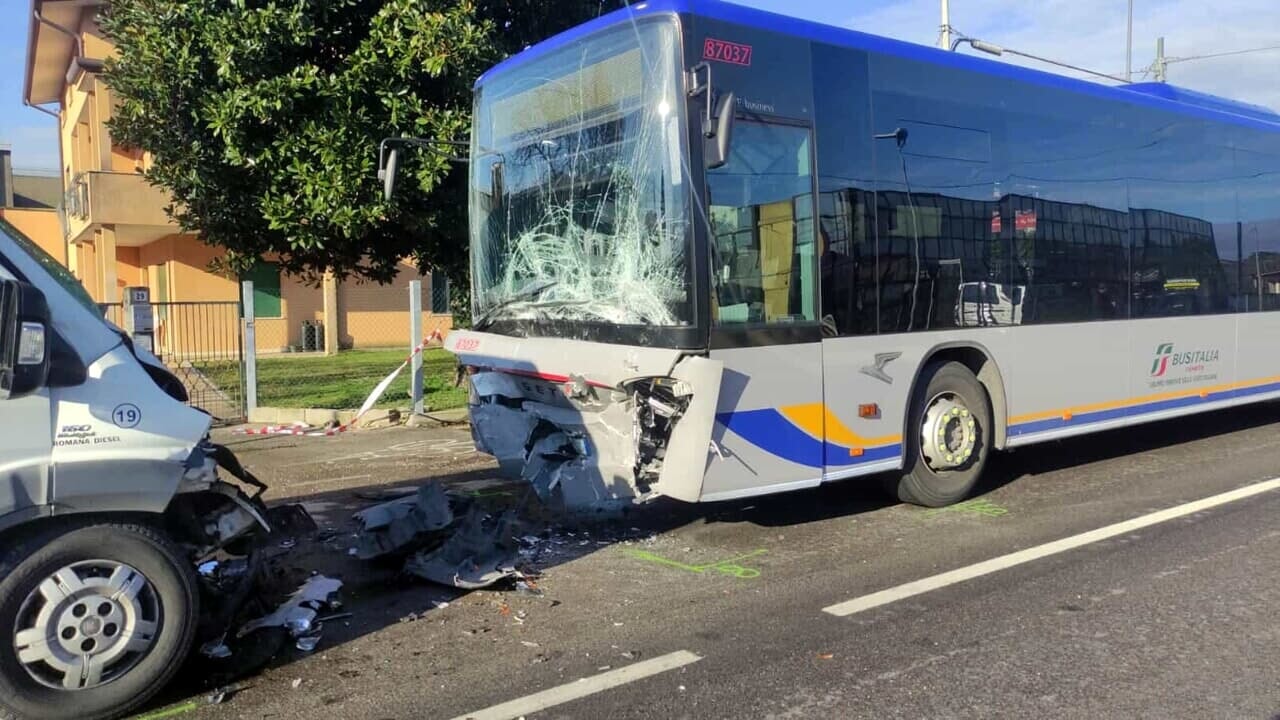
[296, 634, 322, 652]
[353, 482, 454, 559]
[237, 575, 343, 638]
[403, 508, 520, 589]
[200, 637, 233, 659]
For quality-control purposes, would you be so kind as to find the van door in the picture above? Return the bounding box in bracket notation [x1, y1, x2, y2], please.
[0, 262, 52, 524]
[701, 119, 825, 501]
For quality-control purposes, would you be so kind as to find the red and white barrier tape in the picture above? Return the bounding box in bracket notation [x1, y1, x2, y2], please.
[233, 329, 447, 437]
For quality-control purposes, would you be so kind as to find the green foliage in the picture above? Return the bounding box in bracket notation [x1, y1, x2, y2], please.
[194, 348, 466, 411]
[101, 0, 621, 288]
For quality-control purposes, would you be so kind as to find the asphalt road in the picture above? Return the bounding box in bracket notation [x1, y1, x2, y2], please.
[188, 400, 1280, 720]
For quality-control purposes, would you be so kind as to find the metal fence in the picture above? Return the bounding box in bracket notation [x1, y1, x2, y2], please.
[100, 300, 246, 424]
[241, 279, 461, 415]
[95, 276, 460, 422]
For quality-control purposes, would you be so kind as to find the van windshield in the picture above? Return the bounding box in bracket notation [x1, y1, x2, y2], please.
[0, 219, 101, 317]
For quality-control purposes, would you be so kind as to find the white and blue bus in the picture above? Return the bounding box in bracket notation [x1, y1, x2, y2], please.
[426, 0, 1280, 509]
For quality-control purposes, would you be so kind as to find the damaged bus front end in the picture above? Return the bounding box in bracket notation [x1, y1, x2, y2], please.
[448, 331, 721, 510]
[448, 9, 730, 510]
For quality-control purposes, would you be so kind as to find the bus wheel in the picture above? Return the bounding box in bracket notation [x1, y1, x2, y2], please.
[890, 361, 992, 507]
[0, 521, 198, 720]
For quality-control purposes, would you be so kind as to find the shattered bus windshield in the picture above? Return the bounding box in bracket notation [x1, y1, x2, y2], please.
[469, 19, 692, 332]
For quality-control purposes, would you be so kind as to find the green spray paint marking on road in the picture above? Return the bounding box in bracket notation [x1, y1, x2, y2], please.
[924, 498, 1008, 519]
[129, 700, 199, 720]
[623, 548, 768, 579]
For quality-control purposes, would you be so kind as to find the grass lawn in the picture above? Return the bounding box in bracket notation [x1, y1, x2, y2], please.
[196, 348, 467, 411]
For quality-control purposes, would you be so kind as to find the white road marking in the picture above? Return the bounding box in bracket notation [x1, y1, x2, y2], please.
[449, 650, 702, 720]
[824, 477, 1280, 617]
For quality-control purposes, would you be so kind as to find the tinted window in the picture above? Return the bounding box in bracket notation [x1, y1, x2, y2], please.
[1123, 113, 1234, 318]
[812, 43, 875, 336]
[815, 48, 1279, 332]
[1235, 129, 1280, 312]
[1002, 92, 1131, 324]
[868, 54, 1013, 332]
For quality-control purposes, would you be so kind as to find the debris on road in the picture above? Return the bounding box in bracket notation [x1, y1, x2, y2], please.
[199, 636, 233, 659]
[205, 684, 244, 706]
[353, 482, 455, 559]
[404, 508, 520, 589]
[295, 635, 322, 652]
[238, 571, 343, 638]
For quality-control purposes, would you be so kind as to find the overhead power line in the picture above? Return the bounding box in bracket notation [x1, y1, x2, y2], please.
[1167, 44, 1280, 64]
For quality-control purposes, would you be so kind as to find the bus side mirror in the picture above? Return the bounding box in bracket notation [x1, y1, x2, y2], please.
[490, 160, 505, 203]
[705, 91, 736, 169]
[379, 147, 400, 203]
[0, 279, 52, 401]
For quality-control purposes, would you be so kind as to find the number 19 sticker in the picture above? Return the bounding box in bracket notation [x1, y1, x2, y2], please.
[112, 404, 142, 429]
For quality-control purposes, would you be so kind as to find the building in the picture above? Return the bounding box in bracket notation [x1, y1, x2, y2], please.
[20, 0, 451, 354]
[0, 147, 64, 263]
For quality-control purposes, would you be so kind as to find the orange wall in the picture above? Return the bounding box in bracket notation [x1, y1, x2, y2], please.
[0, 208, 64, 264]
[255, 276, 325, 352]
[115, 246, 145, 291]
[77, 240, 100, 300]
[166, 238, 238, 301]
[122, 237, 453, 355]
[337, 262, 452, 349]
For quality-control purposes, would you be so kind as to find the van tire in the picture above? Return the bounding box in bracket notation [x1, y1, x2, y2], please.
[0, 520, 198, 720]
[888, 361, 992, 507]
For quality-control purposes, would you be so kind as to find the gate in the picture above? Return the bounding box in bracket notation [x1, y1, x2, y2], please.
[99, 300, 246, 423]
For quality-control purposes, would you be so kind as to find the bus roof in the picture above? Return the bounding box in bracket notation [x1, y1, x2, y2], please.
[478, 0, 1280, 130]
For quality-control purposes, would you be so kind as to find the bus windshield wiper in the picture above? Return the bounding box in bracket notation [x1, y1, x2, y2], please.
[473, 279, 559, 330]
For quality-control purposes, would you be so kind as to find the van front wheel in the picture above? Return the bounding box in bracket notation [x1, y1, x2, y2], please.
[888, 361, 992, 507]
[0, 521, 198, 720]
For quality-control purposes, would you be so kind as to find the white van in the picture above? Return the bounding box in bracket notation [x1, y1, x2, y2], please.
[0, 221, 273, 720]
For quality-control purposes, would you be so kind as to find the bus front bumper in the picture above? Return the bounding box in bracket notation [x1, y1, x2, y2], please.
[447, 331, 722, 511]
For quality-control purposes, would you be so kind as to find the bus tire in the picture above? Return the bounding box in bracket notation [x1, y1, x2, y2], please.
[0, 520, 199, 720]
[890, 361, 992, 507]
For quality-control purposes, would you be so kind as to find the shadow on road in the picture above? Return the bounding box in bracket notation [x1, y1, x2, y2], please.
[156, 399, 1279, 710]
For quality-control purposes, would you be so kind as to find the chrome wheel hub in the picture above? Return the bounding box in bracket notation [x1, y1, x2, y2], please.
[920, 393, 978, 471]
[13, 561, 161, 691]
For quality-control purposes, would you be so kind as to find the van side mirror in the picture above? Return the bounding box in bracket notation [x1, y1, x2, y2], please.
[704, 91, 736, 170]
[0, 279, 52, 400]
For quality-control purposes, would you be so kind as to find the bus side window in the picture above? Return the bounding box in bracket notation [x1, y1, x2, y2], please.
[707, 121, 817, 326]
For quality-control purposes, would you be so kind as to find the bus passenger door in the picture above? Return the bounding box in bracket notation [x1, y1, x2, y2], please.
[701, 119, 827, 502]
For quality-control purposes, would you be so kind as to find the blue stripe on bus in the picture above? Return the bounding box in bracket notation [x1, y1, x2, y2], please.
[1009, 379, 1280, 437]
[717, 409, 903, 469]
[717, 409, 825, 468]
[825, 442, 903, 468]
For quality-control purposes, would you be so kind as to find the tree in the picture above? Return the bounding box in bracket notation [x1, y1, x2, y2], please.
[102, 0, 621, 290]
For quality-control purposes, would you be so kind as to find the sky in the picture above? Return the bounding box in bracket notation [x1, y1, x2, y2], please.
[2, 0, 1279, 173]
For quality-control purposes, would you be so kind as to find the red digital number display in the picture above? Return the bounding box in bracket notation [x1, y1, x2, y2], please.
[703, 38, 753, 66]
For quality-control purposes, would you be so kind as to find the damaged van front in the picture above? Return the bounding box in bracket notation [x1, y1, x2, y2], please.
[0, 221, 280, 720]
[450, 13, 725, 509]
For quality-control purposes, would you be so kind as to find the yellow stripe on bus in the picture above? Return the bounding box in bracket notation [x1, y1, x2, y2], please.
[779, 403, 902, 447]
[1009, 373, 1280, 424]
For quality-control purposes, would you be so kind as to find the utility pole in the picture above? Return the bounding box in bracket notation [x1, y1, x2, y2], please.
[940, 0, 953, 50]
[1154, 36, 1167, 82]
[1126, 0, 1134, 82]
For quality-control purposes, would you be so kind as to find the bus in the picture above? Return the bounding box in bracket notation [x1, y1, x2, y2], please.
[403, 0, 1280, 509]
